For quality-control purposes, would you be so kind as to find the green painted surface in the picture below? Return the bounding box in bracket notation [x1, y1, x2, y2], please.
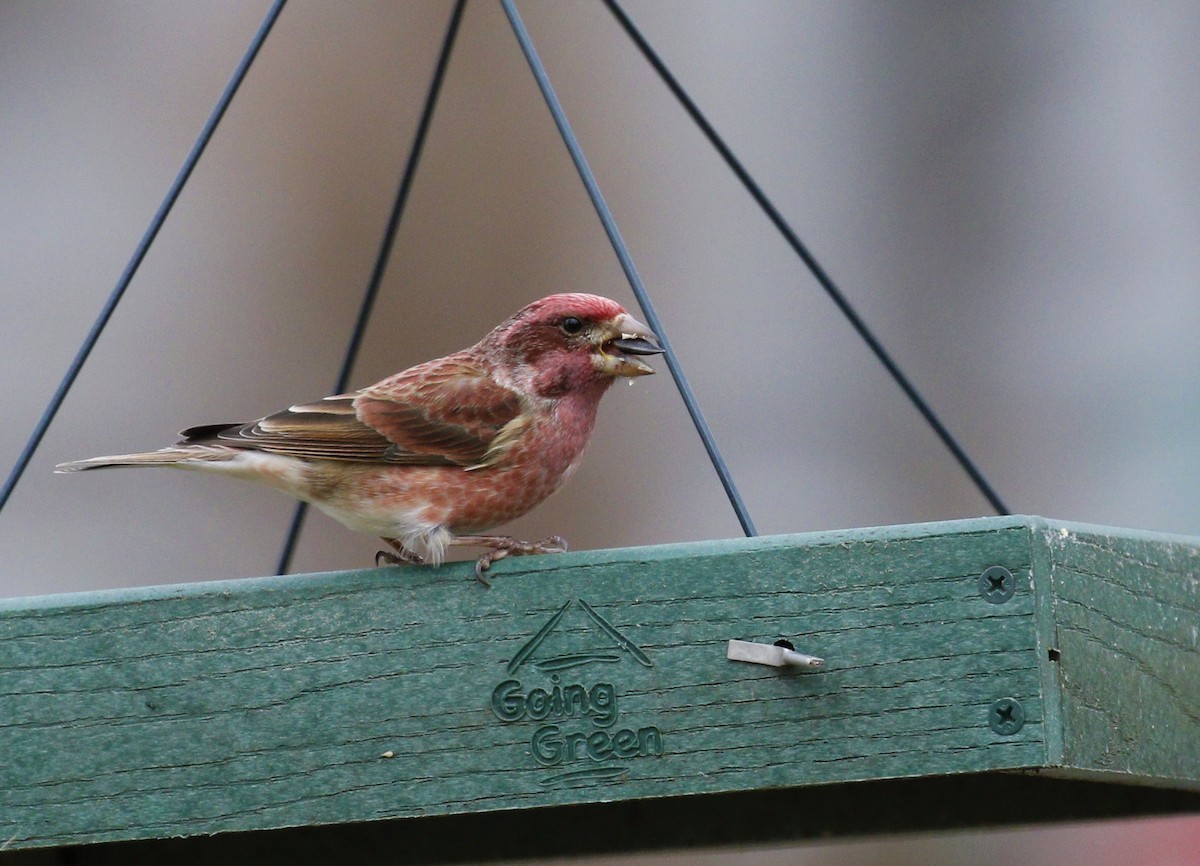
[0, 516, 1195, 853]
[1036, 521, 1200, 786]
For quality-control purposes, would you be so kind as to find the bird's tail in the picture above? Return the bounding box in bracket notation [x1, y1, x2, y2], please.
[55, 448, 223, 473]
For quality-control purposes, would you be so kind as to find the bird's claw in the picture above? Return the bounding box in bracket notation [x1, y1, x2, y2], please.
[539, 535, 569, 553]
[375, 542, 424, 568]
[472, 535, 569, 586]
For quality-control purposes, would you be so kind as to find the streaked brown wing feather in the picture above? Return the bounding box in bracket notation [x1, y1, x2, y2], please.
[176, 359, 524, 467]
[355, 358, 523, 465]
[178, 396, 453, 465]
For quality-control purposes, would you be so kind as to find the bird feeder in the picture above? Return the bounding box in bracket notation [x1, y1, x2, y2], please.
[2, 516, 1198, 859]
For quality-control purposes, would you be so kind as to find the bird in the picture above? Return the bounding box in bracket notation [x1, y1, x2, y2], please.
[56, 293, 664, 582]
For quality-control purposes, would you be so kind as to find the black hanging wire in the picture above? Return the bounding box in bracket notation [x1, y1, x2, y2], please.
[602, 0, 1010, 516]
[501, 0, 758, 537]
[0, 0, 287, 518]
[6, 0, 1003, 567]
[274, 0, 468, 575]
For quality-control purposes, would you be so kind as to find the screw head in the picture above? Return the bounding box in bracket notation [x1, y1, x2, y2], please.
[978, 565, 1016, 603]
[988, 697, 1026, 735]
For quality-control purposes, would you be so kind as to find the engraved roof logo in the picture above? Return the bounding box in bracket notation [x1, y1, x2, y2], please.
[492, 598, 662, 788]
[505, 598, 653, 674]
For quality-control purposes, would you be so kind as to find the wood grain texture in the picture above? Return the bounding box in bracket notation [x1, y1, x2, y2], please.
[1038, 520, 1200, 786]
[1, 516, 1195, 856]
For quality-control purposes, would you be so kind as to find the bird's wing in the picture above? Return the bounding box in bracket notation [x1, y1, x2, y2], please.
[179, 358, 523, 467]
[354, 358, 524, 466]
[177, 396, 422, 463]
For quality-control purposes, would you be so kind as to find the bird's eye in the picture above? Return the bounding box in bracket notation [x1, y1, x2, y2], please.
[560, 316, 584, 334]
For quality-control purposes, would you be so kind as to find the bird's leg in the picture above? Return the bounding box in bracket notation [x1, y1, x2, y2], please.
[451, 535, 568, 584]
[375, 537, 425, 568]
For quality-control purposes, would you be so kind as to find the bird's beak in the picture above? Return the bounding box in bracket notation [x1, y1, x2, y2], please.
[595, 312, 665, 378]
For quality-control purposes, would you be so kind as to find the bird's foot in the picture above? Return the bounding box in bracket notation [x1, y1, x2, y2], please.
[454, 535, 568, 585]
[375, 538, 425, 568]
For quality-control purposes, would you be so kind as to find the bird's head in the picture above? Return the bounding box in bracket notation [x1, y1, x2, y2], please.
[489, 294, 665, 398]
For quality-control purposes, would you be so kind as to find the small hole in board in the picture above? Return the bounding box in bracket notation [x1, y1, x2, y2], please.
[1048, 648, 1061, 662]
[773, 639, 795, 651]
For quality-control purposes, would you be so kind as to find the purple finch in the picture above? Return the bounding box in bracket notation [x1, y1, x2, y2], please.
[57, 293, 663, 579]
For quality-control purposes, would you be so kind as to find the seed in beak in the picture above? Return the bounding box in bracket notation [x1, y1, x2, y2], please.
[609, 336, 664, 356]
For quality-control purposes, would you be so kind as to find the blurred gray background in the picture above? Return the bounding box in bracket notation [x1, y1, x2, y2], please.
[1, 1, 1197, 863]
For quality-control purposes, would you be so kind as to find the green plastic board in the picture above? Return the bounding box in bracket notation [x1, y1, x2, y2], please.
[2, 516, 1197, 859]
